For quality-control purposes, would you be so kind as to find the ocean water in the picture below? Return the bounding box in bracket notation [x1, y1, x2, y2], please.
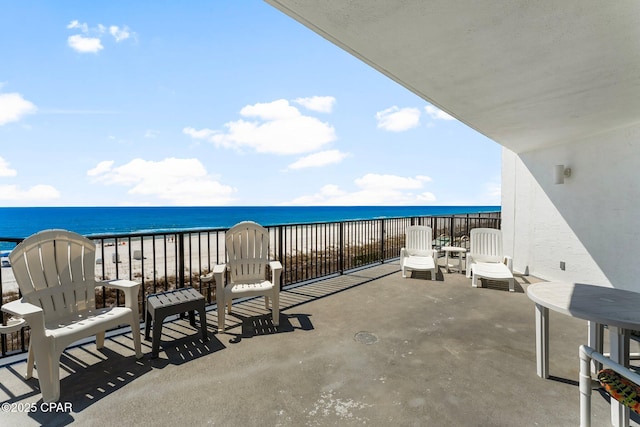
[0, 206, 499, 241]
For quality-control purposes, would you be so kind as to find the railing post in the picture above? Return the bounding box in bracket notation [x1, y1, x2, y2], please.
[114, 238, 120, 279]
[100, 238, 107, 304]
[380, 219, 385, 263]
[449, 216, 455, 247]
[278, 225, 284, 289]
[278, 225, 283, 265]
[178, 232, 185, 289]
[466, 214, 470, 238]
[339, 222, 344, 275]
[0, 265, 4, 356]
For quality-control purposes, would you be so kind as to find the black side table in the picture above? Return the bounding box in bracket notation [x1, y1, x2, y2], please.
[145, 287, 208, 358]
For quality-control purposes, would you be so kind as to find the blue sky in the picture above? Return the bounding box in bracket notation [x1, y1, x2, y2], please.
[0, 1, 501, 207]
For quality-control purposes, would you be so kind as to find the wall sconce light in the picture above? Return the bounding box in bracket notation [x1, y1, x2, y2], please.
[554, 165, 571, 184]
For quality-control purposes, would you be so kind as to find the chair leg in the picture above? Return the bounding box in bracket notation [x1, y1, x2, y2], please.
[218, 297, 226, 333]
[130, 316, 143, 359]
[34, 346, 62, 403]
[26, 342, 34, 379]
[272, 292, 280, 327]
[265, 296, 270, 309]
[96, 331, 105, 349]
[227, 301, 232, 314]
[472, 273, 479, 288]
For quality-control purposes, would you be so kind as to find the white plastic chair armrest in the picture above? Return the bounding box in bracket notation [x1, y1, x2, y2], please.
[503, 256, 513, 273]
[431, 249, 438, 259]
[0, 317, 26, 334]
[213, 263, 227, 290]
[101, 279, 139, 290]
[213, 264, 227, 275]
[99, 279, 141, 308]
[1, 299, 45, 333]
[466, 254, 475, 278]
[400, 247, 407, 267]
[269, 261, 283, 272]
[269, 261, 283, 287]
[1, 298, 43, 318]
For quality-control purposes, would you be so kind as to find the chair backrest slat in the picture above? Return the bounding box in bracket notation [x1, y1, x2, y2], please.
[226, 221, 269, 284]
[9, 230, 97, 322]
[405, 226, 433, 256]
[470, 228, 503, 263]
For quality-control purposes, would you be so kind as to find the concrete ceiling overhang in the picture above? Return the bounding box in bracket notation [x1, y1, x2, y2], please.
[266, 0, 640, 153]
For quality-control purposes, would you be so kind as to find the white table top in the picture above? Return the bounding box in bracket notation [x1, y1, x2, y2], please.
[441, 246, 466, 252]
[527, 282, 640, 330]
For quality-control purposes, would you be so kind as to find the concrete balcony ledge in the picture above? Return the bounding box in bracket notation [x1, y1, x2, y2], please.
[0, 260, 629, 426]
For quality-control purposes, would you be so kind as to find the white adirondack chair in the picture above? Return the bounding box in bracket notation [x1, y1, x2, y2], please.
[211, 221, 282, 332]
[466, 228, 514, 291]
[400, 225, 438, 280]
[1, 230, 143, 403]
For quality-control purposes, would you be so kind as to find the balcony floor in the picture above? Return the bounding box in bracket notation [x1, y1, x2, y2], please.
[0, 259, 635, 426]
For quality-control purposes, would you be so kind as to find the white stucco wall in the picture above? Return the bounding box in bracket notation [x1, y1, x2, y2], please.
[501, 122, 640, 290]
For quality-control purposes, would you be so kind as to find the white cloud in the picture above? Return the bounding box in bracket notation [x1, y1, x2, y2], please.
[287, 150, 349, 170]
[286, 173, 435, 206]
[87, 160, 114, 177]
[144, 129, 159, 138]
[67, 20, 89, 33]
[293, 96, 336, 113]
[375, 106, 421, 132]
[425, 105, 455, 121]
[184, 99, 336, 155]
[66, 21, 135, 53]
[0, 157, 17, 177]
[88, 158, 237, 205]
[0, 158, 60, 202]
[286, 184, 347, 205]
[0, 92, 37, 125]
[183, 127, 218, 140]
[0, 184, 60, 201]
[67, 34, 103, 53]
[109, 25, 131, 42]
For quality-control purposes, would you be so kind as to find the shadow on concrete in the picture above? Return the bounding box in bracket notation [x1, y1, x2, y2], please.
[227, 313, 314, 344]
[22, 347, 152, 426]
[3, 321, 226, 426]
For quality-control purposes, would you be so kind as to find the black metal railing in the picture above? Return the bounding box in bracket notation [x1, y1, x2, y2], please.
[0, 211, 500, 357]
